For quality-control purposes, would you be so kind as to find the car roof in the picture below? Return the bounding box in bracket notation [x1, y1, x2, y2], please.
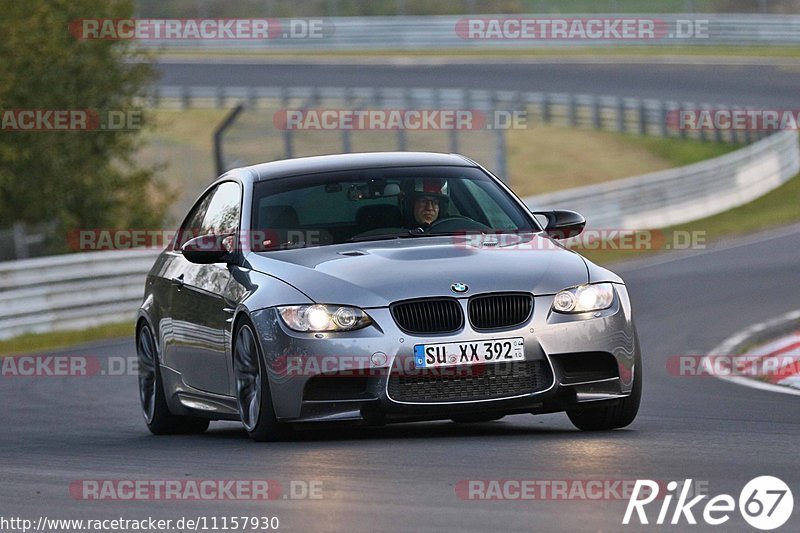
[239, 152, 479, 182]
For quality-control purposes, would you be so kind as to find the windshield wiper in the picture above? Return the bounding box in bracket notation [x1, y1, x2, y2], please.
[407, 229, 487, 238]
[346, 232, 416, 243]
[347, 229, 487, 243]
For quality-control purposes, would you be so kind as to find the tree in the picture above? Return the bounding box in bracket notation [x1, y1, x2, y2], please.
[0, 0, 171, 252]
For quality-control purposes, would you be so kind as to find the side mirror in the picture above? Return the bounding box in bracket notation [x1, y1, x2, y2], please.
[531, 209, 586, 239]
[181, 234, 234, 264]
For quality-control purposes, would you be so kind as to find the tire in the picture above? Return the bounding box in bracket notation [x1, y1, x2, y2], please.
[136, 323, 209, 435]
[566, 363, 642, 431]
[451, 414, 505, 423]
[233, 319, 291, 442]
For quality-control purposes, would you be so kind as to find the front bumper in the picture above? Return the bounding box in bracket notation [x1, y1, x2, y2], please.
[249, 284, 639, 424]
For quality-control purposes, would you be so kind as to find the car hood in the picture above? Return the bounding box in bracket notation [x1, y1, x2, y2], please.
[245, 234, 588, 308]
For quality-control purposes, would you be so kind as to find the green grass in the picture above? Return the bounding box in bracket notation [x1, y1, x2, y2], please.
[507, 127, 737, 196]
[618, 133, 739, 167]
[0, 322, 133, 357]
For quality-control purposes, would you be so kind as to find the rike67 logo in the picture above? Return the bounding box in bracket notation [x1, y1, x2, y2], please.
[623, 477, 793, 530]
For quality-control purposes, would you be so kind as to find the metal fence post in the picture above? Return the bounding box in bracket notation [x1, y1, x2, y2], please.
[342, 87, 353, 153]
[591, 96, 601, 130]
[438, 88, 459, 154]
[281, 87, 294, 159]
[680, 102, 690, 139]
[397, 88, 408, 151]
[494, 127, 508, 185]
[13, 222, 28, 260]
[542, 94, 551, 124]
[492, 93, 508, 185]
[616, 97, 625, 133]
[713, 105, 723, 143]
[567, 94, 577, 127]
[638, 100, 646, 135]
[213, 104, 245, 176]
[181, 86, 191, 110]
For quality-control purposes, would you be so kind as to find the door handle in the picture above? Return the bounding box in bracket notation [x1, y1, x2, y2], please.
[170, 274, 185, 287]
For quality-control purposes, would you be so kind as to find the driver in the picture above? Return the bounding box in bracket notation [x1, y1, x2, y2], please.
[401, 178, 449, 229]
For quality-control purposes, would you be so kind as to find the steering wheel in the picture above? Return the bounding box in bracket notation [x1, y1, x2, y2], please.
[427, 216, 492, 232]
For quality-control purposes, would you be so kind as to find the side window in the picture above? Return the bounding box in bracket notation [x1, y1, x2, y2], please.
[176, 189, 215, 248]
[176, 182, 241, 249]
[201, 182, 241, 236]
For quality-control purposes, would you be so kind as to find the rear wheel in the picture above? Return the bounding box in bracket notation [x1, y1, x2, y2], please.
[566, 364, 642, 431]
[136, 323, 209, 435]
[233, 319, 290, 442]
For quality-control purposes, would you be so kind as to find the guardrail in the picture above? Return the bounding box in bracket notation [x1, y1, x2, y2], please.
[140, 14, 800, 50]
[0, 249, 158, 340]
[524, 129, 800, 229]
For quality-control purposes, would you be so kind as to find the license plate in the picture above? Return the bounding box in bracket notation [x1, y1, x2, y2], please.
[414, 337, 525, 369]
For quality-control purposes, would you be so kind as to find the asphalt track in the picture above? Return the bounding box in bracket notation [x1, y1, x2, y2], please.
[3, 58, 799, 532]
[3, 225, 800, 532]
[155, 59, 800, 107]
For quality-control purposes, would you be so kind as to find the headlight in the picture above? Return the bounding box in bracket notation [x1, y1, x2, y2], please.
[277, 304, 373, 332]
[552, 283, 615, 313]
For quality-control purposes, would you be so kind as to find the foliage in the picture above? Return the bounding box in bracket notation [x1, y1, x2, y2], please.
[0, 0, 172, 250]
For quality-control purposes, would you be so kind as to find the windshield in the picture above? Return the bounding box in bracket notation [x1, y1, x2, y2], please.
[250, 165, 538, 251]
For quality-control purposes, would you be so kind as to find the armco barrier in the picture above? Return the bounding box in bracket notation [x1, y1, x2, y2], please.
[523, 129, 800, 229]
[1, 134, 797, 340]
[0, 249, 159, 340]
[140, 15, 800, 50]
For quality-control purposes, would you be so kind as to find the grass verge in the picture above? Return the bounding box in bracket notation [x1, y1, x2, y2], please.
[507, 128, 736, 196]
[0, 322, 133, 357]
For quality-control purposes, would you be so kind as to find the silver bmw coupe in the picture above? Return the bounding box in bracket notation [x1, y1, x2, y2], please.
[136, 152, 641, 441]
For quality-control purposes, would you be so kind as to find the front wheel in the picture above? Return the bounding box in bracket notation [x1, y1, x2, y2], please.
[233, 319, 290, 442]
[566, 364, 642, 431]
[136, 323, 209, 435]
